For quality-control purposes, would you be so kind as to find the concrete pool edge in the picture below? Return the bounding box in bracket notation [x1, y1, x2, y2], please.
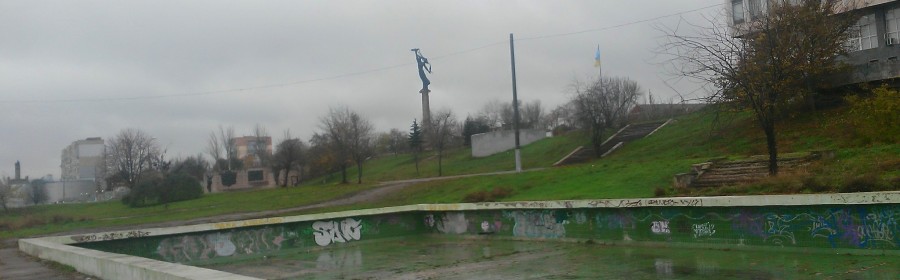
[19, 191, 900, 279]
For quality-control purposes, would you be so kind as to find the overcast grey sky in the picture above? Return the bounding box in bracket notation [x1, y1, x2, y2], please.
[1, 0, 721, 179]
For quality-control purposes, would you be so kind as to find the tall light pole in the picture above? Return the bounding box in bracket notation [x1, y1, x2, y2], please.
[509, 33, 522, 173]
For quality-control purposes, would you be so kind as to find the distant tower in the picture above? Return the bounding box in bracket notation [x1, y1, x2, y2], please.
[14, 160, 20, 180]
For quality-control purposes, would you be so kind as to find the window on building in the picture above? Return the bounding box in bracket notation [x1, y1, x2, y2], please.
[732, 0, 745, 24]
[247, 170, 264, 182]
[847, 14, 878, 51]
[748, 0, 766, 19]
[887, 7, 900, 46]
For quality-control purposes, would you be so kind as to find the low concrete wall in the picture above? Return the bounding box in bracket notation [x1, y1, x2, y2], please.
[20, 192, 900, 279]
[471, 129, 546, 157]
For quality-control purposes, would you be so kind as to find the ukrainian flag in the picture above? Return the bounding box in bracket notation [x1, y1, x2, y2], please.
[594, 45, 601, 68]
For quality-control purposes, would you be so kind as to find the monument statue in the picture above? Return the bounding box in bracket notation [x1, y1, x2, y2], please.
[412, 48, 433, 130]
[411, 48, 432, 91]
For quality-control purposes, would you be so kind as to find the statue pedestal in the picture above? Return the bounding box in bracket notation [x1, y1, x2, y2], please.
[420, 89, 431, 129]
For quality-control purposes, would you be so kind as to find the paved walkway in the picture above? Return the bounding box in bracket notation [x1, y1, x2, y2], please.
[2, 168, 542, 279]
[0, 240, 88, 280]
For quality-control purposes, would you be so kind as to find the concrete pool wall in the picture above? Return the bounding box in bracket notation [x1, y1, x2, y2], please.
[19, 191, 900, 279]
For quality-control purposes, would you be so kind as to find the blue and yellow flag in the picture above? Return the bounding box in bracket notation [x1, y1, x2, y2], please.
[594, 45, 601, 68]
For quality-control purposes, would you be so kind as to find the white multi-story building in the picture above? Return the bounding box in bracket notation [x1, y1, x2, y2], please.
[61, 137, 105, 181]
[727, 0, 900, 85]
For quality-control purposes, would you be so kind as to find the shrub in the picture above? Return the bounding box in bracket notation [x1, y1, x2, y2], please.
[846, 86, 900, 143]
[654, 187, 667, 197]
[801, 177, 830, 193]
[122, 173, 203, 207]
[839, 174, 880, 193]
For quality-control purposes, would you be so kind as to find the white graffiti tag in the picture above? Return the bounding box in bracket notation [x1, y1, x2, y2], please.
[692, 222, 716, 238]
[651, 221, 670, 234]
[313, 218, 363, 246]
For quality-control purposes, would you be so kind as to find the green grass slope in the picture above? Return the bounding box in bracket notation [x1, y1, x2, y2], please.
[309, 132, 586, 184]
[0, 131, 583, 239]
[328, 105, 898, 211]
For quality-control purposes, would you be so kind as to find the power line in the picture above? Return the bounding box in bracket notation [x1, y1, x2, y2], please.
[516, 3, 723, 41]
[1, 3, 724, 104]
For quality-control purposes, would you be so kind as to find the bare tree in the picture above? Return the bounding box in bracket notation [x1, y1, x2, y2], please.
[206, 132, 223, 171]
[0, 178, 11, 212]
[272, 130, 306, 187]
[478, 99, 544, 130]
[375, 128, 408, 155]
[572, 76, 642, 157]
[28, 179, 49, 205]
[105, 128, 162, 188]
[307, 132, 337, 180]
[658, 0, 856, 175]
[520, 100, 545, 130]
[251, 123, 270, 168]
[428, 109, 458, 176]
[320, 106, 374, 184]
[207, 126, 238, 171]
[478, 100, 506, 130]
[544, 101, 577, 132]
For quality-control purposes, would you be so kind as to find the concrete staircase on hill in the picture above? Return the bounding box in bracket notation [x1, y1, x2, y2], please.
[554, 119, 671, 166]
[674, 151, 834, 188]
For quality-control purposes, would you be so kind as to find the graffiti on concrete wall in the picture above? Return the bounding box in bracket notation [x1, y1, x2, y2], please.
[313, 218, 363, 246]
[437, 212, 469, 234]
[692, 222, 716, 238]
[505, 210, 567, 238]
[651, 221, 670, 234]
[156, 227, 286, 263]
[71, 230, 151, 243]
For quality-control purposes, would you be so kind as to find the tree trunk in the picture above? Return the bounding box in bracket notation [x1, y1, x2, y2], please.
[592, 126, 603, 158]
[414, 153, 420, 176]
[340, 165, 348, 184]
[805, 79, 817, 111]
[356, 160, 363, 184]
[764, 120, 778, 176]
[438, 152, 443, 176]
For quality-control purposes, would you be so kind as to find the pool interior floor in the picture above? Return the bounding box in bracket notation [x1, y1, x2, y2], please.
[201, 236, 900, 280]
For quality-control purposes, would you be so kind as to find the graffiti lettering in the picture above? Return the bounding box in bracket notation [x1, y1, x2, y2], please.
[312, 218, 362, 246]
[765, 215, 796, 246]
[424, 214, 435, 228]
[858, 213, 896, 248]
[692, 222, 716, 238]
[587, 198, 703, 208]
[156, 228, 285, 263]
[71, 230, 151, 243]
[651, 220, 670, 234]
[506, 210, 566, 238]
[437, 213, 468, 234]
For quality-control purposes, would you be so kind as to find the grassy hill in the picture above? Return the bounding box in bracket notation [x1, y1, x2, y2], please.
[2, 103, 897, 240]
[309, 131, 586, 184]
[0, 129, 584, 239]
[298, 105, 899, 214]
